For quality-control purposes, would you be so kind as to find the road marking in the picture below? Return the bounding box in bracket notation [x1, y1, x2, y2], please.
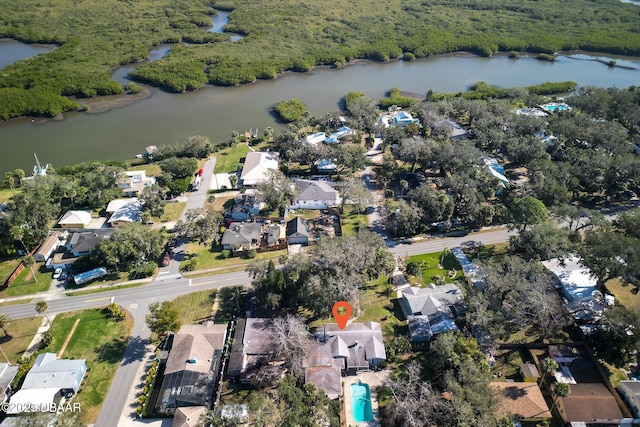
[84, 297, 112, 303]
[190, 280, 216, 287]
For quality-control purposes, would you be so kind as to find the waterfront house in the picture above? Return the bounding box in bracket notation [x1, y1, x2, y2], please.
[325, 126, 353, 143]
[7, 353, 86, 414]
[117, 170, 156, 197]
[239, 152, 279, 187]
[289, 179, 340, 210]
[377, 111, 420, 129]
[305, 132, 327, 145]
[221, 222, 262, 252]
[56, 210, 92, 229]
[154, 322, 227, 413]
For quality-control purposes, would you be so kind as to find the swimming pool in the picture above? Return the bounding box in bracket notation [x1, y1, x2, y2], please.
[541, 103, 570, 112]
[350, 382, 373, 422]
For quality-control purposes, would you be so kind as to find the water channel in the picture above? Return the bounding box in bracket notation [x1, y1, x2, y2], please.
[0, 38, 639, 174]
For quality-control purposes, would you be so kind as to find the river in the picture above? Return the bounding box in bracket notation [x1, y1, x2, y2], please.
[0, 46, 639, 174]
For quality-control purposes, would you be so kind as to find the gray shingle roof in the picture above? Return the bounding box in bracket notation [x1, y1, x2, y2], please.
[221, 222, 262, 245]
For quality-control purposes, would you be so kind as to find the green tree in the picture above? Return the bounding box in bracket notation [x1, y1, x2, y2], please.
[588, 306, 640, 367]
[274, 99, 307, 123]
[106, 302, 126, 321]
[145, 302, 181, 336]
[139, 185, 166, 219]
[510, 196, 549, 231]
[339, 178, 374, 214]
[174, 207, 223, 247]
[256, 170, 298, 216]
[94, 223, 164, 271]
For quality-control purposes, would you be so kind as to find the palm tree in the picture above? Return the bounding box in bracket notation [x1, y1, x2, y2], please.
[541, 357, 559, 388]
[13, 169, 25, 187]
[4, 172, 15, 195]
[35, 301, 50, 325]
[550, 382, 571, 416]
[22, 256, 37, 283]
[0, 314, 9, 336]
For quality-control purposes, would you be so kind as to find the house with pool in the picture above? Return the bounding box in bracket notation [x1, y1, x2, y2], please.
[304, 322, 387, 399]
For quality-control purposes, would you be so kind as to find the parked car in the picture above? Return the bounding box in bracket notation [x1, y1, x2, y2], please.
[162, 253, 171, 267]
[52, 268, 63, 280]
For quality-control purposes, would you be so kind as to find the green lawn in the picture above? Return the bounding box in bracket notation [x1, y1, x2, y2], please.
[0, 262, 52, 299]
[0, 188, 16, 203]
[340, 206, 369, 236]
[0, 258, 21, 285]
[171, 289, 218, 326]
[182, 243, 286, 271]
[215, 144, 250, 174]
[406, 251, 464, 285]
[0, 316, 42, 363]
[44, 308, 133, 424]
[159, 201, 186, 222]
[127, 163, 162, 177]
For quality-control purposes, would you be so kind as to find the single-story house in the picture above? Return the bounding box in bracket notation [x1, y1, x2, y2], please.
[65, 230, 114, 257]
[0, 363, 19, 404]
[227, 318, 276, 383]
[305, 132, 327, 145]
[172, 406, 207, 427]
[315, 159, 337, 172]
[107, 198, 143, 227]
[399, 284, 463, 342]
[221, 222, 262, 252]
[155, 322, 228, 413]
[56, 210, 92, 229]
[377, 111, 420, 129]
[290, 179, 340, 210]
[618, 380, 640, 418]
[228, 194, 260, 222]
[34, 232, 63, 262]
[556, 383, 623, 426]
[7, 353, 86, 414]
[325, 126, 353, 143]
[117, 170, 156, 197]
[451, 247, 487, 290]
[286, 217, 310, 246]
[492, 382, 551, 423]
[239, 152, 279, 187]
[542, 254, 607, 322]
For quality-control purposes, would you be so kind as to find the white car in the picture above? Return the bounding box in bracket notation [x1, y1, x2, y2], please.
[52, 268, 63, 280]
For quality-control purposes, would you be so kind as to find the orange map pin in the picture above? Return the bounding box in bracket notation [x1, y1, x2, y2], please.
[332, 301, 352, 330]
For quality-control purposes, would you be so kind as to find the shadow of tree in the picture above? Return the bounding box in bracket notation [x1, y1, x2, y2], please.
[94, 338, 129, 364]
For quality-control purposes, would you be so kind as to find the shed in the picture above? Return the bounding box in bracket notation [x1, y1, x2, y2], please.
[521, 363, 540, 382]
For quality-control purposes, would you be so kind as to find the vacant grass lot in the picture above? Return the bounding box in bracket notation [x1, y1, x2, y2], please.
[215, 144, 250, 174]
[340, 207, 368, 236]
[159, 201, 186, 223]
[406, 251, 463, 285]
[0, 316, 42, 363]
[0, 262, 52, 298]
[182, 243, 285, 271]
[45, 308, 132, 423]
[171, 289, 217, 326]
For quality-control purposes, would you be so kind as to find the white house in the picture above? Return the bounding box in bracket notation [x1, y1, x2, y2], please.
[289, 179, 340, 210]
[117, 170, 156, 196]
[240, 152, 279, 187]
[107, 198, 143, 227]
[56, 210, 93, 229]
[7, 353, 86, 414]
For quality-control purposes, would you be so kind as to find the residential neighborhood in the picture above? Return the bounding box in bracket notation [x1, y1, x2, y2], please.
[0, 86, 640, 427]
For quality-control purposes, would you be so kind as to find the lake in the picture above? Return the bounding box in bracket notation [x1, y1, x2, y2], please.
[0, 39, 55, 70]
[0, 47, 639, 175]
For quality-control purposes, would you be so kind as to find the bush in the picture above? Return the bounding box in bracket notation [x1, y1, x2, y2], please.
[131, 261, 157, 279]
[181, 258, 198, 272]
[402, 52, 416, 61]
[274, 98, 307, 123]
[245, 249, 257, 259]
[124, 82, 144, 94]
[220, 249, 231, 259]
[41, 330, 53, 348]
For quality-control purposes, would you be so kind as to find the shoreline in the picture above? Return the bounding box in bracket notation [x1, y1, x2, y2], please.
[80, 87, 153, 114]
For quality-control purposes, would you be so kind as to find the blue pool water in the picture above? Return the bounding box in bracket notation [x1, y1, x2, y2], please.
[543, 103, 569, 112]
[350, 382, 373, 422]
